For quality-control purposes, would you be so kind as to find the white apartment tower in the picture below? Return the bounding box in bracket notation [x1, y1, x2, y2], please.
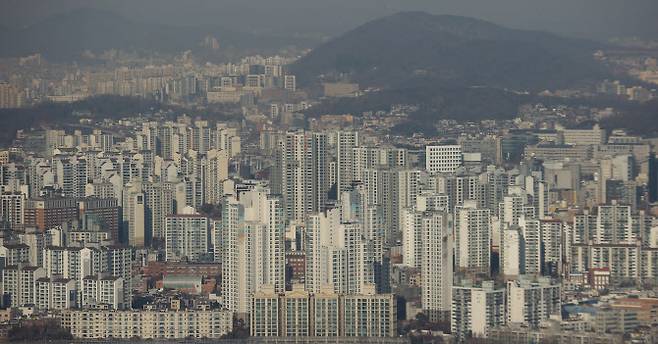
[278, 131, 329, 223]
[499, 195, 526, 228]
[361, 168, 422, 244]
[519, 216, 542, 275]
[336, 131, 359, 197]
[305, 207, 375, 295]
[2, 266, 46, 307]
[53, 155, 88, 198]
[401, 208, 422, 269]
[165, 210, 210, 262]
[204, 149, 229, 204]
[220, 186, 285, 316]
[421, 211, 453, 321]
[451, 281, 506, 340]
[455, 201, 492, 274]
[122, 183, 146, 247]
[0, 192, 25, 228]
[502, 228, 521, 277]
[284, 75, 296, 92]
[35, 278, 77, 310]
[506, 277, 561, 328]
[403, 192, 451, 270]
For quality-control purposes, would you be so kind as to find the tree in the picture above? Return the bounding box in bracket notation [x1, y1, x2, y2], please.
[8, 319, 72, 341]
[221, 316, 250, 339]
[199, 203, 222, 219]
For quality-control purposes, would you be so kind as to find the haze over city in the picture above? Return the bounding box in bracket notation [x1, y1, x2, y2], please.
[0, 1, 657, 343]
[2, 0, 658, 39]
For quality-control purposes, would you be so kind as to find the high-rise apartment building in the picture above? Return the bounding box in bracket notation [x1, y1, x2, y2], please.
[305, 207, 375, 295]
[122, 184, 146, 247]
[502, 228, 521, 277]
[2, 265, 46, 307]
[53, 156, 88, 198]
[452, 280, 506, 340]
[220, 185, 284, 316]
[0, 192, 26, 229]
[0, 82, 23, 109]
[455, 201, 492, 274]
[165, 210, 210, 262]
[336, 131, 359, 196]
[507, 277, 561, 328]
[421, 211, 453, 321]
[204, 148, 229, 204]
[277, 131, 329, 223]
[35, 277, 76, 310]
[284, 75, 296, 92]
[80, 275, 124, 309]
[251, 284, 396, 338]
[401, 208, 423, 269]
[78, 198, 120, 242]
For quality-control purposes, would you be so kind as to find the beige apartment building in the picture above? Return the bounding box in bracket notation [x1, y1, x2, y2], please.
[60, 308, 233, 339]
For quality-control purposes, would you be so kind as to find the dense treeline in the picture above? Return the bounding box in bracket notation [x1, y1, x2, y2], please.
[0, 95, 161, 146]
[600, 98, 658, 136]
[0, 95, 244, 147]
[305, 85, 528, 120]
[305, 85, 658, 136]
[7, 319, 72, 341]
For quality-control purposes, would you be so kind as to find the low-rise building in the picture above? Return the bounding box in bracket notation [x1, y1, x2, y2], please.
[251, 284, 396, 338]
[60, 308, 233, 339]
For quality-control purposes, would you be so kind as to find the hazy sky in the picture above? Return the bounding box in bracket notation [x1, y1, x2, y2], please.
[1, 0, 657, 40]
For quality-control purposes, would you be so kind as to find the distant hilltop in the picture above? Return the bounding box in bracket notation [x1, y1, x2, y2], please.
[291, 11, 610, 92]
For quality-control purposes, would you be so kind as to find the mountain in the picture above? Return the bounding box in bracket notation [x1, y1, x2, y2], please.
[0, 8, 310, 61]
[291, 12, 610, 92]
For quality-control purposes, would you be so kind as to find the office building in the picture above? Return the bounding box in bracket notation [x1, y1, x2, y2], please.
[24, 197, 78, 232]
[426, 145, 462, 173]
